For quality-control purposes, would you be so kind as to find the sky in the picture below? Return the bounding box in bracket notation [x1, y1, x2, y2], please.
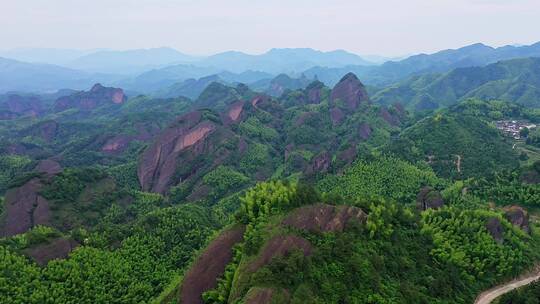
[0, 0, 539, 56]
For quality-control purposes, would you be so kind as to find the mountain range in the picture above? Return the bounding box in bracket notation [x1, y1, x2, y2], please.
[2, 42, 540, 105]
[373, 57, 540, 110]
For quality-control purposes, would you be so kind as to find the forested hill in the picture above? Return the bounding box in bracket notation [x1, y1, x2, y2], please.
[373, 57, 540, 110]
[2, 69, 540, 304]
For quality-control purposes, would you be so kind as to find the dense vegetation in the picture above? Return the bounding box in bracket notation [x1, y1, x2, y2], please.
[373, 58, 540, 110]
[386, 109, 519, 179]
[317, 155, 443, 203]
[1, 203, 222, 304]
[201, 180, 538, 304]
[3, 72, 540, 304]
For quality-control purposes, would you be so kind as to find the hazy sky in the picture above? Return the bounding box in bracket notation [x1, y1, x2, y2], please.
[1, 0, 539, 56]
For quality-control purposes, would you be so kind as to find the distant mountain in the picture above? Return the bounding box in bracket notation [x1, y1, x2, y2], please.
[250, 73, 314, 96]
[303, 42, 540, 87]
[197, 48, 374, 74]
[67, 47, 198, 74]
[156, 75, 225, 99]
[302, 65, 373, 87]
[367, 42, 540, 85]
[373, 57, 540, 110]
[0, 57, 120, 93]
[117, 64, 221, 93]
[0, 48, 99, 65]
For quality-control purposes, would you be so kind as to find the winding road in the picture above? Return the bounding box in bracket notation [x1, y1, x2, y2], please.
[474, 268, 540, 304]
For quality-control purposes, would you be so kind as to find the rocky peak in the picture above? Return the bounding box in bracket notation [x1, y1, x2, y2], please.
[137, 110, 217, 193]
[305, 81, 325, 104]
[330, 72, 369, 110]
[90, 83, 105, 92]
[54, 84, 127, 112]
[0, 94, 43, 119]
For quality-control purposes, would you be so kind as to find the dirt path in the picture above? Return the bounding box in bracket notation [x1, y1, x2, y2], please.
[474, 268, 540, 304]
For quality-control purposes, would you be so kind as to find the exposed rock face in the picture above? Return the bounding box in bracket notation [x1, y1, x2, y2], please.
[417, 187, 444, 211]
[101, 124, 158, 154]
[337, 146, 357, 166]
[1, 178, 50, 237]
[306, 81, 324, 104]
[24, 238, 78, 266]
[37, 120, 58, 141]
[486, 217, 504, 243]
[358, 123, 372, 140]
[504, 206, 530, 233]
[223, 100, 245, 124]
[35, 159, 62, 175]
[305, 152, 331, 175]
[248, 235, 312, 272]
[283, 203, 366, 233]
[180, 226, 245, 304]
[54, 83, 127, 112]
[0, 94, 43, 119]
[379, 107, 400, 126]
[330, 73, 369, 110]
[330, 107, 345, 125]
[251, 95, 271, 108]
[138, 111, 216, 193]
[102, 135, 132, 154]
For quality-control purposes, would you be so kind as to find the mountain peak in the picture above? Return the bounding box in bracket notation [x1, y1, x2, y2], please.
[330, 72, 369, 110]
[90, 83, 105, 92]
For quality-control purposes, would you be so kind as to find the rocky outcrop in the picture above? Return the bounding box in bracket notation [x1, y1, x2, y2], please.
[417, 187, 444, 211]
[330, 107, 345, 125]
[102, 124, 158, 154]
[0, 94, 43, 120]
[24, 237, 78, 266]
[380, 107, 400, 126]
[337, 146, 357, 166]
[330, 73, 369, 110]
[283, 203, 366, 233]
[504, 206, 530, 233]
[180, 226, 245, 304]
[486, 217, 504, 243]
[1, 178, 50, 237]
[248, 235, 312, 272]
[37, 120, 58, 141]
[137, 111, 217, 193]
[306, 81, 324, 104]
[35, 159, 62, 175]
[54, 83, 126, 112]
[358, 123, 372, 140]
[304, 152, 331, 175]
[223, 101, 245, 124]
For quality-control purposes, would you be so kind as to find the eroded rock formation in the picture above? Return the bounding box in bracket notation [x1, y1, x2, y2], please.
[137, 111, 217, 193]
[504, 205, 530, 233]
[330, 72, 369, 111]
[54, 83, 126, 112]
[283, 203, 366, 233]
[417, 187, 444, 211]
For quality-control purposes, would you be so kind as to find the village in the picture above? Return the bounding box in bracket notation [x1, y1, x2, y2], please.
[495, 120, 537, 139]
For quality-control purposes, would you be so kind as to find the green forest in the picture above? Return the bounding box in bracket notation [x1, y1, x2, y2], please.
[2, 65, 540, 304]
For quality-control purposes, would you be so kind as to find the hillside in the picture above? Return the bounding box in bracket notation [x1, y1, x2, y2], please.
[385, 103, 520, 179]
[177, 180, 539, 304]
[2, 74, 540, 304]
[373, 57, 540, 110]
[305, 42, 540, 87]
